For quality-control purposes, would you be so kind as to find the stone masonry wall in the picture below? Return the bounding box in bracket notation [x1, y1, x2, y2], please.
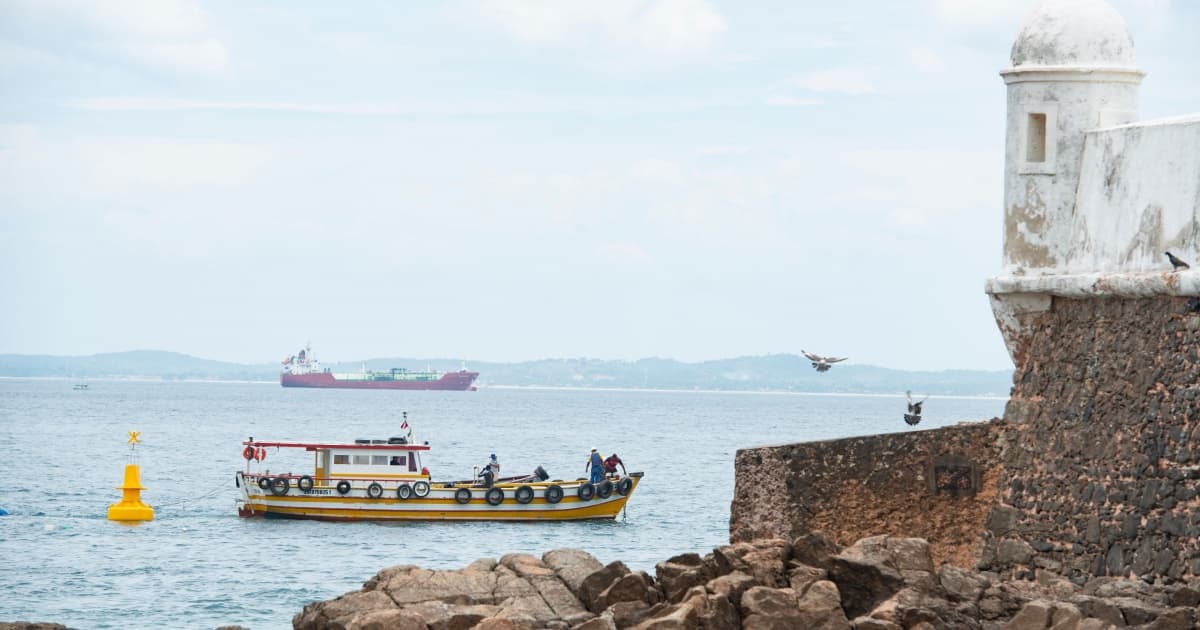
[731, 420, 1003, 569]
[981, 295, 1200, 582]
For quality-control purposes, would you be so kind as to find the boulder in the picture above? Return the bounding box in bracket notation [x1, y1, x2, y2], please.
[580, 561, 632, 613]
[378, 567, 499, 605]
[656, 553, 713, 603]
[293, 589, 399, 630]
[712, 539, 792, 587]
[597, 571, 659, 611]
[476, 617, 538, 630]
[794, 580, 852, 630]
[829, 539, 909, 619]
[530, 573, 593, 626]
[792, 532, 844, 571]
[939, 564, 991, 603]
[401, 601, 501, 630]
[570, 617, 617, 630]
[544, 549, 606, 594]
[707, 571, 759, 608]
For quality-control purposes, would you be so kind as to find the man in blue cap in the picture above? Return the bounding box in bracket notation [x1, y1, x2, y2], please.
[585, 448, 604, 484]
[480, 453, 500, 487]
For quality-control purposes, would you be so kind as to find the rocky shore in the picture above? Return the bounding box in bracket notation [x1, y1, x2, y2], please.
[290, 533, 1200, 630]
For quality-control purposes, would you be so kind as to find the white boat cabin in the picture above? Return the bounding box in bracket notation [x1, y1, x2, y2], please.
[250, 437, 431, 482]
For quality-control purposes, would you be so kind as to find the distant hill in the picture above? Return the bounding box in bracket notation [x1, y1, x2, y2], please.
[0, 351, 1013, 396]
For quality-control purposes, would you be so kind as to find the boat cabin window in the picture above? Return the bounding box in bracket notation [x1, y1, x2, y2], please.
[372, 455, 389, 465]
[334, 454, 350, 465]
[391, 455, 407, 466]
[409, 454, 418, 472]
[353, 455, 370, 465]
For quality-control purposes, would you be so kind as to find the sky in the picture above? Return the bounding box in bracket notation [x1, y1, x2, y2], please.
[1, 0, 1197, 371]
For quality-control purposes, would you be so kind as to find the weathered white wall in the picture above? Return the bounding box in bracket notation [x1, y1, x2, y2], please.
[1065, 116, 1200, 273]
[1000, 69, 1141, 274]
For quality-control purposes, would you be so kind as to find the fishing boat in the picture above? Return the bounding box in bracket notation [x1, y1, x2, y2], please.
[281, 344, 479, 391]
[235, 424, 641, 521]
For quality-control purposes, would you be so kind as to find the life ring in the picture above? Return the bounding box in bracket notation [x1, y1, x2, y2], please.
[257, 476, 271, 490]
[297, 476, 314, 492]
[577, 483, 595, 501]
[413, 481, 431, 498]
[596, 480, 613, 499]
[485, 487, 504, 506]
[254, 447, 266, 462]
[616, 477, 633, 496]
[242, 446, 255, 460]
[544, 484, 563, 504]
[367, 482, 384, 499]
[336, 480, 352, 495]
[397, 484, 413, 500]
[454, 488, 472, 504]
[515, 485, 534, 504]
[270, 477, 290, 496]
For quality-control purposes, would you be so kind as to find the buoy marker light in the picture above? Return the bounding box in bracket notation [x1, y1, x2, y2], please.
[107, 430, 154, 522]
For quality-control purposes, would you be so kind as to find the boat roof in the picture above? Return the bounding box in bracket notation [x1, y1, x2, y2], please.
[245, 441, 431, 451]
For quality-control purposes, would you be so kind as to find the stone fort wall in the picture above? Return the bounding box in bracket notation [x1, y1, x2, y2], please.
[731, 295, 1200, 581]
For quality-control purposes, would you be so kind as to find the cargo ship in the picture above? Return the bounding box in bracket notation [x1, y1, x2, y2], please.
[280, 345, 478, 390]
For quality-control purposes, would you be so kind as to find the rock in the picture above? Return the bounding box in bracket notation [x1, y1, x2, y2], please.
[597, 571, 659, 611]
[939, 564, 991, 603]
[795, 580, 852, 630]
[378, 567, 499, 605]
[1142, 607, 1197, 630]
[792, 532, 845, 571]
[711, 539, 792, 587]
[530, 572, 593, 626]
[293, 589, 400, 630]
[570, 617, 617, 630]
[1168, 585, 1200, 607]
[849, 618, 901, 630]
[788, 564, 828, 595]
[544, 549, 606, 594]
[342, 609, 426, 630]
[707, 571, 759, 608]
[401, 601, 501, 630]
[829, 539, 909, 619]
[501, 553, 558, 579]
[606, 600, 658, 628]
[739, 586, 798, 618]
[1003, 600, 1051, 630]
[656, 554, 712, 603]
[580, 561, 632, 613]
[476, 617, 537, 630]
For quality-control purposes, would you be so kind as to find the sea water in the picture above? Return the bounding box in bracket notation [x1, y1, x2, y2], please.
[0, 379, 1007, 629]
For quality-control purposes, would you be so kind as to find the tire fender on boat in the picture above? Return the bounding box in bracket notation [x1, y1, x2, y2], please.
[485, 487, 504, 506]
[396, 484, 413, 500]
[270, 477, 290, 496]
[336, 480, 352, 495]
[367, 482, 384, 499]
[257, 476, 271, 491]
[297, 475, 314, 492]
[454, 488, 472, 504]
[596, 480, 613, 499]
[413, 481, 431, 497]
[544, 484, 563, 504]
[514, 485, 534, 504]
[616, 477, 633, 496]
[577, 483, 595, 501]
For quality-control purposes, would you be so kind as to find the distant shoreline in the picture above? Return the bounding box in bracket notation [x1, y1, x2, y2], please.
[0, 376, 1010, 400]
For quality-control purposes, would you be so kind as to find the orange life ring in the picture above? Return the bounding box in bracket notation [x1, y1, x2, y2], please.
[254, 447, 266, 462]
[242, 446, 255, 461]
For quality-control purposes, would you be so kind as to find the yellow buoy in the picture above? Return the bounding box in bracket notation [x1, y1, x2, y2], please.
[108, 431, 154, 522]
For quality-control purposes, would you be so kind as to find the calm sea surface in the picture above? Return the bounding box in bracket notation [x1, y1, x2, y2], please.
[0, 379, 1007, 629]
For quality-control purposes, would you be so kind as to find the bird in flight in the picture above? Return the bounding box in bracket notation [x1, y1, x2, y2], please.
[1166, 251, 1190, 271]
[802, 350, 848, 373]
[904, 390, 927, 426]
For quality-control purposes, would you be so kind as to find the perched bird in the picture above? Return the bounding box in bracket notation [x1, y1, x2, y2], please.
[802, 350, 848, 373]
[904, 390, 927, 426]
[1165, 251, 1190, 271]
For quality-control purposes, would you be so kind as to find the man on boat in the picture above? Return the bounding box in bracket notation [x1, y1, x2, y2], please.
[603, 452, 626, 477]
[480, 453, 500, 487]
[585, 448, 605, 484]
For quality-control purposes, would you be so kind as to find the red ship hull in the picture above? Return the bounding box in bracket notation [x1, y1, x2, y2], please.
[281, 371, 479, 390]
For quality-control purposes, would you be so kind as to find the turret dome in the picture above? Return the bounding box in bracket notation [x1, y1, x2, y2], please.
[1010, 0, 1136, 69]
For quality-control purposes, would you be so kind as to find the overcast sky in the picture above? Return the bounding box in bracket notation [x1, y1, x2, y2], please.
[2, 0, 1197, 370]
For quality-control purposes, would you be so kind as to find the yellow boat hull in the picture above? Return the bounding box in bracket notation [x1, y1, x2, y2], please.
[237, 474, 641, 522]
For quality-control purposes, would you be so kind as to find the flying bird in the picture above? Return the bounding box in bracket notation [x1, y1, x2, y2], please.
[802, 350, 848, 373]
[1166, 251, 1190, 271]
[904, 390, 927, 426]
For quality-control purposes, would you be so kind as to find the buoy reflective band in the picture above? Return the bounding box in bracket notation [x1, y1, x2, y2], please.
[243, 446, 255, 460]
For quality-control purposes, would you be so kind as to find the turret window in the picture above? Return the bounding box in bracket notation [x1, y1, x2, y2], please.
[1026, 113, 1047, 162]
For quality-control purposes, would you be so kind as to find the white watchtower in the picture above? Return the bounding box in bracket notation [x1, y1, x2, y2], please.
[1000, 0, 1143, 274]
